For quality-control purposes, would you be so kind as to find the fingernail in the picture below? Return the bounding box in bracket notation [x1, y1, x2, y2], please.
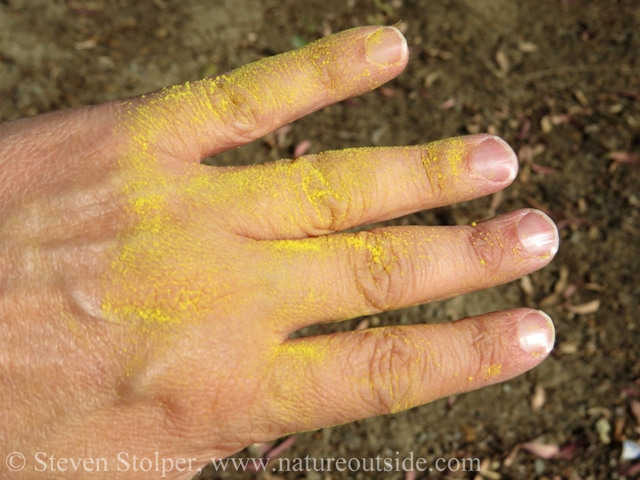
[471, 136, 518, 182]
[517, 211, 559, 256]
[365, 26, 407, 66]
[518, 311, 555, 355]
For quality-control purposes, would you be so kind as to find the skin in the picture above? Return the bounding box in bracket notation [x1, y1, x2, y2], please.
[0, 27, 558, 479]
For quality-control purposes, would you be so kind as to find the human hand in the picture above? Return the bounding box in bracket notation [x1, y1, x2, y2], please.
[0, 26, 558, 479]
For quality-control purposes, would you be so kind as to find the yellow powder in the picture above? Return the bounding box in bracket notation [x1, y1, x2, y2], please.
[100, 27, 494, 347]
[486, 364, 502, 378]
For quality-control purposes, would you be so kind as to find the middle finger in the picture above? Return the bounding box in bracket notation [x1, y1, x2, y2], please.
[258, 208, 558, 332]
[205, 134, 518, 240]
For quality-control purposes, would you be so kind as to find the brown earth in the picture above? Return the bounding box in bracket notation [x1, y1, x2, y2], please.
[1, 0, 639, 479]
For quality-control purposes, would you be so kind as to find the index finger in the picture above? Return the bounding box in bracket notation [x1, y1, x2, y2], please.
[123, 26, 408, 159]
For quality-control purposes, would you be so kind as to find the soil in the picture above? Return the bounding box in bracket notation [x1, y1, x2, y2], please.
[1, 0, 639, 479]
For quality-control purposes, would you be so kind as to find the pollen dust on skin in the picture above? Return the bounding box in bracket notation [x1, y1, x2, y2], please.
[485, 364, 503, 378]
[265, 228, 416, 329]
[419, 136, 470, 195]
[267, 340, 331, 426]
[98, 27, 477, 409]
[100, 27, 466, 335]
[100, 28, 394, 335]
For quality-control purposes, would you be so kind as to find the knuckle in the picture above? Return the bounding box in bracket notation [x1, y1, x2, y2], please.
[302, 54, 339, 96]
[359, 328, 422, 414]
[464, 224, 506, 276]
[418, 145, 447, 201]
[348, 231, 408, 311]
[100, 98, 129, 121]
[205, 76, 263, 139]
[295, 155, 360, 234]
[466, 321, 502, 380]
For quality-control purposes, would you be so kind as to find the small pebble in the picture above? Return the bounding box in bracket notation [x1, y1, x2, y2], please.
[621, 439, 640, 461]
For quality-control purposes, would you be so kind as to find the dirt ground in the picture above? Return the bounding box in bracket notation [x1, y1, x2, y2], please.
[1, 0, 639, 478]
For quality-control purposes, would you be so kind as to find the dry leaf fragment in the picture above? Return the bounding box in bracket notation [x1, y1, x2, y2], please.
[540, 265, 570, 306]
[518, 41, 539, 53]
[568, 105, 592, 116]
[540, 293, 560, 307]
[554, 266, 570, 294]
[562, 283, 579, 299]
[248, 442, 274, 456]
[293, 140, 311, 158]
[577, 197, 587, 213]
[530, 162, 557, 175]
[595, 417, 611, 444]
[371, 125, 387, 144]
[610, 103, 624, 114]
[461, 423, 476, 442]
[520, 275, 534, 296]
[424, 71, 442, 88]
[426, 48, 453, 60]
[587, 407, 612, 419]
[584, 283, 604, 292]
[617, 90, 639, 99]
[532, 144, 546, 157]
[479, 458, 501, 480]
[518, 144, 533, 164]
[558, 342, 578, 354]
[379, 87, 396, 97]
[246, 436, 297, 471]
[614, 417, 626, 441]
[440, 98, 457, 109]
[551, 114, 572, 125]
[565, 300, 600, 315]
[264, 436, 296, 459]
[531, 384, 546, 412]
[321, 20, 332, 37]
[75, 38, 98, 50]
[521, 441, 559, 459]
[355, 318, 370, 330]
[517, 118, 531, 139]
[574, 89, 590, 108]
[503, 444, 520, 467]
[488, 189, 504, 215]
[631, 400, 640, 425]
[495, 49, 510, 73]
[621, 222, 640, 237]
[556, 444, 578, 461]
[623, 461, 640, 476]
[608, 152, 640, 165]
[274, 125, 292, 148]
